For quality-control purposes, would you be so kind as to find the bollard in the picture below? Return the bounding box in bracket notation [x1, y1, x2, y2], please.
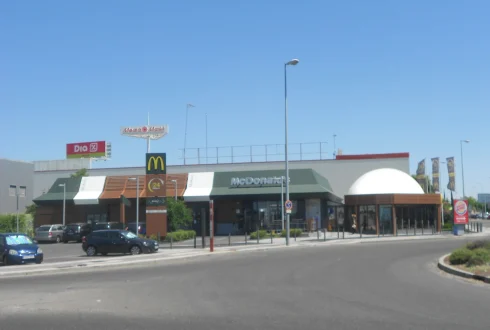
[324, 228, 327, 241]
[270, 231, 273, 244]
[337, 224, 339, 239]
[158, 232, 161, 243]
[170, 234, 173, 249]
[317, 229, 320, 240]
[414, 221, 416, 236]
[342, 225, 345, 239]
[256, 227, 259, 244]
[245, 232, 248, 245]
[382, 223, 385, 237]
[194, 234, 197, 248]
[481, 223, 483, 233]
[422, 220, 424, 235]
[294, 229, 297, 241]
[406, 221, 409, 236]
[229, 233, 231, 246]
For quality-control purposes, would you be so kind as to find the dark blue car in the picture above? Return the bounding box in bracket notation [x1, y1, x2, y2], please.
[0, 233, 44, 265]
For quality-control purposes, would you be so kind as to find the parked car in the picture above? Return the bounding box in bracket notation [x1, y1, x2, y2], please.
[35, 224, 65, 243]
[82, 229, 159, 257]
[0, 233, 43, 265]
[92, 222, 124, 231]
[125, 222, 147, 235]
[62, 223, 92, 243]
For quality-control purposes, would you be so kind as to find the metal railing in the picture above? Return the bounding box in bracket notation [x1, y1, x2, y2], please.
[179, 142, 331, 165]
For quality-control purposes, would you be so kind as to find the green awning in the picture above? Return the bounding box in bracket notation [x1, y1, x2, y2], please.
[210, 169, 341, 200]
[33, 177, 82, 203]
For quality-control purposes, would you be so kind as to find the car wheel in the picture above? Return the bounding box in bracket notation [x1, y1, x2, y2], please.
[86, 246, 97, 257]
[101, 252, 108, 256]
[35, 260, 42, 264]
[63, 240, 68, 244]
[56, 236, 61, 243]
[130, 245, 141, 255]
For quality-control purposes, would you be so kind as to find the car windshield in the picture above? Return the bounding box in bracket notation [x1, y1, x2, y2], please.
[6, 235, 33, 245]
[121, 231, 138, 239]
[37, 226, 50, 232]
[66, 225, 79, 230]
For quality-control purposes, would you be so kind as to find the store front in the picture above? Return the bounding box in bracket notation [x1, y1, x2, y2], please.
[184, 169, 343, 235]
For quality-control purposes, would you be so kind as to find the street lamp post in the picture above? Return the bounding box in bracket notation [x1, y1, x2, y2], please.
[460, 139, 470, 198]
[12, 185, 19, 233]
[58, 183, 66, 226]
[171, 179, 178, 201]
[284, 58, 299, 246]
[128, 177, 140, 236]
[184, 103, 195, 165]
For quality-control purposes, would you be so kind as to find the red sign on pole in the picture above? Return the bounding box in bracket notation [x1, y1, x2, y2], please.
[66, 141, 107, 159]
[453, 199, 469, 225]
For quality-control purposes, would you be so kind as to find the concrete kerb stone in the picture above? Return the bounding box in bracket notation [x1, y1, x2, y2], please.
[437, 253, 490, 284]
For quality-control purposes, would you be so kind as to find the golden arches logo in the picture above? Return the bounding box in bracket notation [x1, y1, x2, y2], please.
[148, 156, 164, 172]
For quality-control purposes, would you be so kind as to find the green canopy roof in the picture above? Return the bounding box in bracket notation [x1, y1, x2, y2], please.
[210, 169, 341, 201]
[33, 177, 82, 203]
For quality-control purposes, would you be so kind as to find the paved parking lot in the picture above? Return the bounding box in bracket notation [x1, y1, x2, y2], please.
[38, 242, 87, 264]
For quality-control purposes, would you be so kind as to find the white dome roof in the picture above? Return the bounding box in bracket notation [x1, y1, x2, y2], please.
[347, 168, 425, 195]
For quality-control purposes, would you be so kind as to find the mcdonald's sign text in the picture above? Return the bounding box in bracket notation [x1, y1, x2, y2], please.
[146, 153, 166, 174]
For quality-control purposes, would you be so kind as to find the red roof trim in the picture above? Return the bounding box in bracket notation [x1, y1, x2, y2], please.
[335, 153, 410, 160]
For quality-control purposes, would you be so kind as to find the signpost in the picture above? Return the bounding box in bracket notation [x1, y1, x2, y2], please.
[285, 200, 293, 214]
[453, 199, 469, 236]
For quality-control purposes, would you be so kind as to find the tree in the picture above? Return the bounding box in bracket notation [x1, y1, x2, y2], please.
[166, 198, 193, 232]
[25, 203, 37, 216]
[71, 168, 88, 178]
[467, 196, 484, 212]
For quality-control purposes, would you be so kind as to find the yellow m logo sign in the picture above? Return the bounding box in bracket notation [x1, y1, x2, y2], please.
[146, 153, 166, 174]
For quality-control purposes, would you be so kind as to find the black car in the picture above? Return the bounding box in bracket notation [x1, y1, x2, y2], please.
[62, 223, 91, 243]
[125, 222, 146, 236]
[82, 229, 159, 256]
[92, 222, 124, 231]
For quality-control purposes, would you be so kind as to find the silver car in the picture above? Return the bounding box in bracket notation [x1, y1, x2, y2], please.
[35, 224, 65, 243]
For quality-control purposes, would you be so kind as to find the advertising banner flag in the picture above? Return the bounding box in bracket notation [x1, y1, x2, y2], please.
[453, 199, 469, 225]
[431, 157, 440, 192]
[446, 157, 456, 191]
[416, 159, 427, 192]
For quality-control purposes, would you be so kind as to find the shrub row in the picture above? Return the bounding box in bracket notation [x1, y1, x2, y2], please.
[449, 240, 490, 267]
[165, 230, 196, 242]
[249, 230, 276, 240]
[0, 214, 34, 237]
[281, 228, 303, 238]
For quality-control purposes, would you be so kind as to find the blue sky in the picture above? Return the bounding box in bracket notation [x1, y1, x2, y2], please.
[1, 0, 489, 199]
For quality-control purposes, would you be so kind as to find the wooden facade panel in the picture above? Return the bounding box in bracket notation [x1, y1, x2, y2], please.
[99, 176, 128, 199]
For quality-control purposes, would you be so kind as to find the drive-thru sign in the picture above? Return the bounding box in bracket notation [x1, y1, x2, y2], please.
[285, 200, 293, 214]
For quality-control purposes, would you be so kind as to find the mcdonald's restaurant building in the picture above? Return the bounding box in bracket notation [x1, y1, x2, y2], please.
[32, 152, 442, 237]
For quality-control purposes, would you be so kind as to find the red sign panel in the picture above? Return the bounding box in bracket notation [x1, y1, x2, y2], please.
[453, 199, 469, 225]
[66, 141, 106, 159]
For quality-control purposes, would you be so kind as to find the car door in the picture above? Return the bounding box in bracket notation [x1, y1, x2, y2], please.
[108, 231, 127, 254]
[0, 236, 5, 260]
[92, 231, 111, 254]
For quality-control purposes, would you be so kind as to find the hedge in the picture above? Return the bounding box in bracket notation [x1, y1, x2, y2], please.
[449, 240, 490, 267]
[165, 230, 196, 242]
[280, 228, 303, 237]
[250, 230, 271, 240]
[0, 214, 34, 237]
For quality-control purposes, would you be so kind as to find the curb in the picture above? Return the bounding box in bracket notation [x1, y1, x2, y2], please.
[437, 254, 490, 284]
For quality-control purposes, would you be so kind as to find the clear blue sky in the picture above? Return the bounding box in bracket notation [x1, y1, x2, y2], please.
[1, 0, 489, 199]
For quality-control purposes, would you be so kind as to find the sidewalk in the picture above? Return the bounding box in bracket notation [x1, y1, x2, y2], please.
[1, 229, 488, 278]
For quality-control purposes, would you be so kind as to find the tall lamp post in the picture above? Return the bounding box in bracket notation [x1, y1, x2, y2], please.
[171, 179, 178, 201]
[128, 177, 140, 236]
[284, 58, 299, 246]
[183, 103, 195, 165]
[58, 183, 66, 226]
[460, 139, 470, 198]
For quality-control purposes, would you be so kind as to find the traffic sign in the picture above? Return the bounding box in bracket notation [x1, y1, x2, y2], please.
[285, 200, 293, 213]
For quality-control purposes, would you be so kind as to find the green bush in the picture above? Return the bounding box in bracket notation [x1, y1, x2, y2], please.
[0, 214, 33, 236]
[149, 234, 158, 241]
[280, 228, 303, 237]
[165, 230, 196, 242]
[466, 240, 490, 251]
[442, 222, 453, 231]
[467, 255, 487, 267]
[471, 248, 490, 262]
[250, 230, 269, 240]
[449, 248, 474, 265]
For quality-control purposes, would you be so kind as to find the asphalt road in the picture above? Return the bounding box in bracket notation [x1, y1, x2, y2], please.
[2, 237, 490, 329]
